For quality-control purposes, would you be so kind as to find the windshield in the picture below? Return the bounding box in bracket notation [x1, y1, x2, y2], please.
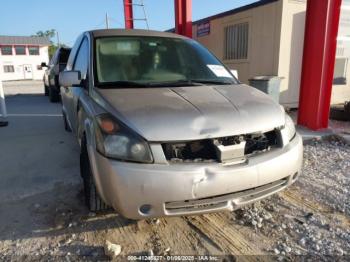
[94, 36, 238, 87]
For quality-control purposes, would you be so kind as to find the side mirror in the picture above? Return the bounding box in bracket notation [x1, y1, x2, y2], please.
[59, 71, 81, 87]
[41, 62, 48, 67]
[230, 70, 238, 79]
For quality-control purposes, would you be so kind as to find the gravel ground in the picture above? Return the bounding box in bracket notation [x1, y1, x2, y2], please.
[237, 136, 350, 258]
[300, 137, 350, 215]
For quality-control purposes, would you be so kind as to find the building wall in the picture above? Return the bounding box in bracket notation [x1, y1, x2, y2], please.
[194, 0, 350, 107]
[277, 0, 306, 106]
[0, 46, 49, 81]
[332, 3, 350, 104]
[193, 1, 282, 85]
[278, 0, 350, 106]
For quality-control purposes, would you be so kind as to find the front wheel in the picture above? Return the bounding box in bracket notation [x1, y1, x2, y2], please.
[80, 138, 109, 212]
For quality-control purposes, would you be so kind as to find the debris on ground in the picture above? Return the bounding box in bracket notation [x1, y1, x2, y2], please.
[104, 240, 122, 259]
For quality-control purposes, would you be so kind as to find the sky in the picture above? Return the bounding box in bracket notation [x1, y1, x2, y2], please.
[0, 0, 257, 46]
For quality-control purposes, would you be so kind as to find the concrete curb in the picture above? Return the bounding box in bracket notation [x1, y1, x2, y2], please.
[296, 125, 350, 145]
[337, 133, 350, 145]
[296, 126, 334, 142]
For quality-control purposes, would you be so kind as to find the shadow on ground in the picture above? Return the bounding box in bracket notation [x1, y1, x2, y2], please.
[0, 182, 133, 242]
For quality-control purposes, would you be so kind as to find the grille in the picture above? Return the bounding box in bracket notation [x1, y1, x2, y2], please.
[162, 129, 280, 163]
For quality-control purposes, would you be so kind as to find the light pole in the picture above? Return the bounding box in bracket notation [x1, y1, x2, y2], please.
[106, 13, 109, 29]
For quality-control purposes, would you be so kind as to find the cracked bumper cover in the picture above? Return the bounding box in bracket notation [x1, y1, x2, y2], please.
[89, 134, 303, 219]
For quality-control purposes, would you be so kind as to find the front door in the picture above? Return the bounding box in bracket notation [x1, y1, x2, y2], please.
[62, 37, 89, 134]
[23, 65, 33, 79]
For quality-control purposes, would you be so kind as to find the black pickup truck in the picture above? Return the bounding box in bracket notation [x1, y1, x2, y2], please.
[42, 47, 71, 102]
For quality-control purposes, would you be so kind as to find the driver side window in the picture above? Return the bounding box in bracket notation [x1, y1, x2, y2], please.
[73, 38, 89, 81]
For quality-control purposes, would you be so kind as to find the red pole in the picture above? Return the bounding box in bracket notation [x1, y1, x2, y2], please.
[174, 0, 192, 38]
[123, 0, 134, 29]
[297, 0, 342, 130]
[175, 0, 184, 35]
[183, 0, 192, 38]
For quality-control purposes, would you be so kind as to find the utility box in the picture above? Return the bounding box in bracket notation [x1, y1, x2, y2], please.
[249, 76, 283, 103]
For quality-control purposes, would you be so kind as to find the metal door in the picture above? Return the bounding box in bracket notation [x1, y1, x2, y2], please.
[23, 65, 33, 79]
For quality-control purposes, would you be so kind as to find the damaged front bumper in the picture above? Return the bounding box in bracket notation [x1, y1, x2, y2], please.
[88, 134, 303, 220]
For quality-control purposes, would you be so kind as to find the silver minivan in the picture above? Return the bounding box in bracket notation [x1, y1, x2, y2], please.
[60, 29, 303, 219]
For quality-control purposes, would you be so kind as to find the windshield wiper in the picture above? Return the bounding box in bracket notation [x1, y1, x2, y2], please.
[97, 81, 150, 88]
[189, 79, 233, 85]
[149, 79, 234, 87]
[97, 80, 202, 88]
[146, 80, 205, 87]
[97, 79, 233, 88]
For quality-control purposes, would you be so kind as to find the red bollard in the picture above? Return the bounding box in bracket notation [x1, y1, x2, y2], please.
[298, 0, 342, 130]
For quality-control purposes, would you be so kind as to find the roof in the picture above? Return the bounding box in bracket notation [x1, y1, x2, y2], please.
[167, 0, 279, 32]
[0, 35, 51, 46]
[91, 29, 188, 39]
[193, 0, 279, 25]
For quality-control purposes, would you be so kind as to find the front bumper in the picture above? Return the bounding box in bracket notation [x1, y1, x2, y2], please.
[88, 134, 303, 219]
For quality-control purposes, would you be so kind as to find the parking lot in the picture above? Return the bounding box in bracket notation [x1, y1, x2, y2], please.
[0, 81, 348, 259]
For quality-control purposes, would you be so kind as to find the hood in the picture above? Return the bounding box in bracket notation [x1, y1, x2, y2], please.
[96, 84, 285, 142]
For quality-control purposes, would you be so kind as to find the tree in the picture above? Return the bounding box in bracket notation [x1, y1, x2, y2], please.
[35, 29, 56, 39]
[33, 29, 58, 59]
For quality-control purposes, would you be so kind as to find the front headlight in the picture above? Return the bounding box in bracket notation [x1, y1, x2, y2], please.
[284, 114, 296, 142]
[94, 114, 153, 163]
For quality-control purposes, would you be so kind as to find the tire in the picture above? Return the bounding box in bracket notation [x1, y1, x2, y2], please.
[62, 112, 72, 132]
[44, 85, 49, 96]
[49, 87, 60, 103]
[345, 101, 350, 115]
[80, 138, 109, 212]
[330, 105, 350, 121]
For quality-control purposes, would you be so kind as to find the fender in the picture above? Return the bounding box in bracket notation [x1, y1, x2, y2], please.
[76, 94, 94, 147]
[77, 96, 111, 205]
